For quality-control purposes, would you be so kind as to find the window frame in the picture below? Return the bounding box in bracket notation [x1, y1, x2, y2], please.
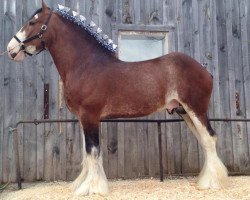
[117, 31, 169, 61]
[111, 24, 175, 60]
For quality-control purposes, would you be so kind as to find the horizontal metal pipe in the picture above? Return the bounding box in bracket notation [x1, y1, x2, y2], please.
[13, 118, 250, 129]
[11, 117, 250, 190]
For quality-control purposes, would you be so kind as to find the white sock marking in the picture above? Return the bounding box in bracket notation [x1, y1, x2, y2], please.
[72, 147, 109, 196]
[179, 102, 228, 189]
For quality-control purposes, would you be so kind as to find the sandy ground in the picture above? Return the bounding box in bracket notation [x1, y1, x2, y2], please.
[0, 176, 250, 200]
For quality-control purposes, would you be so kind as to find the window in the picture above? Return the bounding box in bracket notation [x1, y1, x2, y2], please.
[118, 31, 168, 62]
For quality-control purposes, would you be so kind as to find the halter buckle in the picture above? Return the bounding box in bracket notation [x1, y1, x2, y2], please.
[41, 25, 47, 31]
[38, 33, 43, 39]
[20, 42, 25, 50]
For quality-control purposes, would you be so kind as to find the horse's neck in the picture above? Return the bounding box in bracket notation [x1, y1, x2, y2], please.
[48, 17, 116, 82]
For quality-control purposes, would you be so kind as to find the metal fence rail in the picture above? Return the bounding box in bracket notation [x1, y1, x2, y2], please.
[11, 118, 250, 189]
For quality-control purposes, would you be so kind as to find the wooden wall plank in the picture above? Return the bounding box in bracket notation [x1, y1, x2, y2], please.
[124, 122, 138, 178]
[58, 87, 68, 181]
[101, 123, 109, 178]
[15, 0, 24, 182]
[239, 0, 250, 170]
[107, 123, 118, 179]
[116, 123, 125, 178]
[147, 121, 159, 177]
[164, 0, 175, 25]
[139, 0, 146, 25]
[22, 50, 37, 184]
[0, 0, 5, 183]
[243, 0, 250, 163]
[116, 0, 123, 24]
[133, 0, 140, 24]
[232, 0, 250, 171]
[136, 122, 147, 177]
[215, 0, 234, 171]
[123, 0, 135, 24]
[3, 0, 17, 183]
[226, 0, 238, 172]
[36, 53, 45, 181]
[180, 0, 199, 174]
[224, 0, 250, 172]
[209, 0, 225, 169]
[143, 0, 151, 25]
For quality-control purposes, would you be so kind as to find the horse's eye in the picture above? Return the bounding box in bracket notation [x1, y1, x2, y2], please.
[29, 21, 35, 26]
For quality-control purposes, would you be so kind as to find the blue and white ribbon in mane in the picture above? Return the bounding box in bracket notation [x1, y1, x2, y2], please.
[56, 4, 117, 53]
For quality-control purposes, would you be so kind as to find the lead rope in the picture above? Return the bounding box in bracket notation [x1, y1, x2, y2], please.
[0, 50, 9, 56]
[0, 43, 23, 56]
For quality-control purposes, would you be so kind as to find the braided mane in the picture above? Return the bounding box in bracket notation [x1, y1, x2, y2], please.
[56, 5, 117, 53]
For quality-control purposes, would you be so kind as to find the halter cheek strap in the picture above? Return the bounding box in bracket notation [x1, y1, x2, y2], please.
[13, 10, 53, 56]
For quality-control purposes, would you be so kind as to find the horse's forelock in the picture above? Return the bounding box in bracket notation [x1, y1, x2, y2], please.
[29, 8, 43, 20]
[29, 7, 51, 20]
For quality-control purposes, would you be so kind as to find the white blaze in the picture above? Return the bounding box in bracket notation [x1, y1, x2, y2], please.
[7, 28, 37, 61]
[7, 29, 26, 52]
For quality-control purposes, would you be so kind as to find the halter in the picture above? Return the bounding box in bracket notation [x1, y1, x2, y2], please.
[13, 10, 53, 56]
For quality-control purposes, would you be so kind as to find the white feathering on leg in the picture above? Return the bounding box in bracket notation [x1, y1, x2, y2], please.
[188, 112, 228, 189]
[73, 147, 109, 196]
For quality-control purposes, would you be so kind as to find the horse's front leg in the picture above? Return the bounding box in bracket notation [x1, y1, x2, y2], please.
[71, 116, 109, 196]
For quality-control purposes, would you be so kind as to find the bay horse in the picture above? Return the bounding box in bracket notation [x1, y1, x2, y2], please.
[7, 1, 227, 196]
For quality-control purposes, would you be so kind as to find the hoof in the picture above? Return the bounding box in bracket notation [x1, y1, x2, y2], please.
[74, 176, 109, 196]
[72, 148, 109, 196]
[197, 158, 228, 189]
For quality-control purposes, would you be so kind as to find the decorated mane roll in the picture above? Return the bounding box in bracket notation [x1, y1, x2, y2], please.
[56, 4, 118, 53]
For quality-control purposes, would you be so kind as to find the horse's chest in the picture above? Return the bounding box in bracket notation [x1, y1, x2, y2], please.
[64, 89, 81, 116]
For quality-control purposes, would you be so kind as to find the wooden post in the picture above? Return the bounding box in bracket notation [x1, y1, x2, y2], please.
[157, 122, 163, 182]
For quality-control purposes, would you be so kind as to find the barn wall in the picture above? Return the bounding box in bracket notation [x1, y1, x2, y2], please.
[0, 0, 250, 183]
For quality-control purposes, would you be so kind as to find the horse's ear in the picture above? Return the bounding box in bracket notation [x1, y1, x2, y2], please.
[42, 0, 49, 11]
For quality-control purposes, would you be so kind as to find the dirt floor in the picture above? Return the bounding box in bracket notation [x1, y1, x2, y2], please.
[0, 176, 250, 200]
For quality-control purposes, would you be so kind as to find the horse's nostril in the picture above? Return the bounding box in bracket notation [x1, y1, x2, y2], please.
[11, 52, 17, 58]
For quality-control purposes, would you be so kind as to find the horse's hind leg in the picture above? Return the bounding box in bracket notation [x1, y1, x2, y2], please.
[177, 107, 228, 189]
[71, 115, 108, 196]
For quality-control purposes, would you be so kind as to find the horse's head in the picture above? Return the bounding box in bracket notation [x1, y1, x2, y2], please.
[7, 0, 52, 61]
